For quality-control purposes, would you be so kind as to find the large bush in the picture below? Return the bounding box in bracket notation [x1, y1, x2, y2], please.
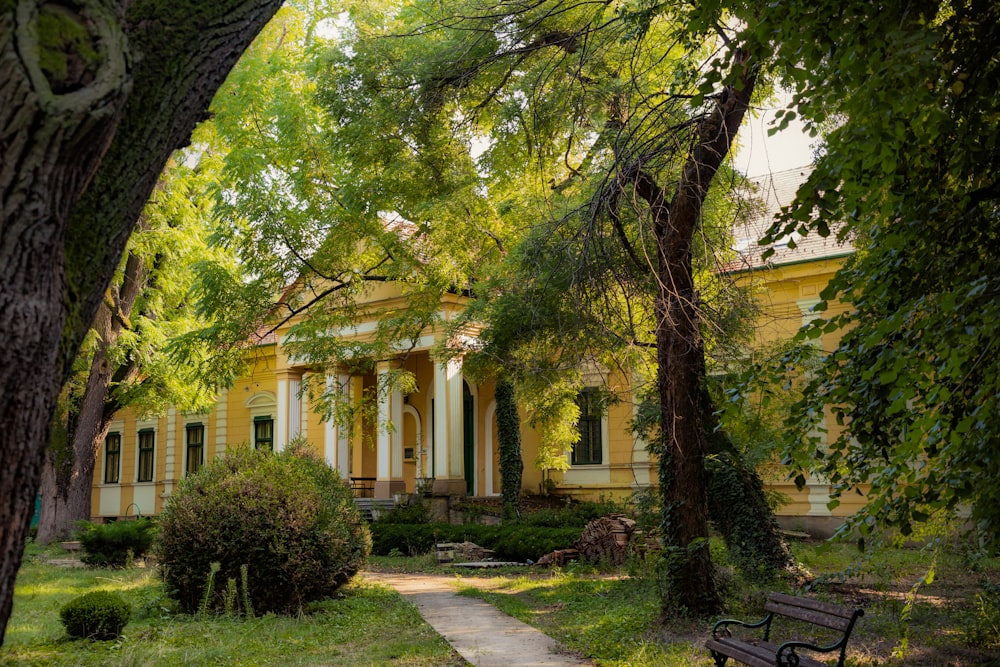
[75, 518, 156, 567]
[59, 590, 131, 640]
[155, 444, 370, 615]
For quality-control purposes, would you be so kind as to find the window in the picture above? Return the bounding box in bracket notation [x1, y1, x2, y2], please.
[104, 432, 121, 484]
[186, 423, 204, 475]
[137, 429, 155, 482]
[572, 389, 603, 466]
[254, 416, 274, 451]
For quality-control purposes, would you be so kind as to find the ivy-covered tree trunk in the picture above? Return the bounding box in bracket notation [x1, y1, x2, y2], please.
[0, 0, 281, 645]
[495, 378, 523, 521]
[646, 49, 757, 616]
[706, 448, 794, 579]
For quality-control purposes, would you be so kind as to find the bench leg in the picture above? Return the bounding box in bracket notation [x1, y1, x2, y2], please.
[710, 650, 728, 667]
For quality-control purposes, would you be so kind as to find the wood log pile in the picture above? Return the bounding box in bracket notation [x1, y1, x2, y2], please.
[574, 514, 637, 566]
[534, 548, 579, 567]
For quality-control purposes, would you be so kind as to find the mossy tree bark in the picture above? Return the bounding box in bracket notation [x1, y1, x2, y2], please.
[0, 0, 281, 645]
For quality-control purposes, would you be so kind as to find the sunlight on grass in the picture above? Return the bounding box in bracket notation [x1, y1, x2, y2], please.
[2, 557, 463, 667]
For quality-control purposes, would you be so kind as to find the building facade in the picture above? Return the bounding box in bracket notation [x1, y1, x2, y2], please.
[93, 168, 861, 536]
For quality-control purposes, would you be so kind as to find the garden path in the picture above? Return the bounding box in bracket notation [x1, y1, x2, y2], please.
[366, 572, 594, 667]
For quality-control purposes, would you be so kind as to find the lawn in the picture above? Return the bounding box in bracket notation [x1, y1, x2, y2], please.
[378, 540, 1000, 667]
[4, 539, 998, 666]
[0, 544, 464, 667]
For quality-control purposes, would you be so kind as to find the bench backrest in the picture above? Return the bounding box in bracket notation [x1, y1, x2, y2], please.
[765, 593, 863, 635]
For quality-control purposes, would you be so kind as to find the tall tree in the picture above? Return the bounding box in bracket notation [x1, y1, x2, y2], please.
[740, 0, 1000, 547]
[0, 0, 281, 644]
[36, 151, 226, 543]
[313, 0, 769, 615]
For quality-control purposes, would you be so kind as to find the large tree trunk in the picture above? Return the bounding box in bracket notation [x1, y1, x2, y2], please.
[36, 404, 114, 545]
[649, 49, 757, 616]
[0, 0, 281, 645]
[36, 252, 147, 544]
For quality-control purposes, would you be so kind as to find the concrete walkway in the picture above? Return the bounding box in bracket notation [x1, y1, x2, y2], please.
[366, 572, 595, 667]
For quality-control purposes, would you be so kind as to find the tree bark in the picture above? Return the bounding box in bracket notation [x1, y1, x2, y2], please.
[36, 252, 146, 543]
[0, 0, 281, 645]
[649, 49, 757, 616]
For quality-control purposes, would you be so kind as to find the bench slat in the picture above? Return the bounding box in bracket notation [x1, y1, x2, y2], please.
[706, 637, 776, 667]
[764, 600, 853, 633]
[707, 638, 828, 667]
[768, 592, 859, 619]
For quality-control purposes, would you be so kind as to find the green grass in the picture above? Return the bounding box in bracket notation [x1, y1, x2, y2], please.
[1, 544, 464, 667]
[447, 540, 1000, 667]
[9, 539, 999, 667]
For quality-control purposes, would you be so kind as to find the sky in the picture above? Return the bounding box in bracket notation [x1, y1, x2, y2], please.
[734, 100, 817, 178]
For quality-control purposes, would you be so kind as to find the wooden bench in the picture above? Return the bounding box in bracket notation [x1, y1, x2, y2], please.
[706, 593, 864, 667]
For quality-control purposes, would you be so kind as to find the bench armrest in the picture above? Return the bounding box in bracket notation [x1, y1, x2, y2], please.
[775, 638, 846, 667]
[711, 613, 773, 641]
[775, 605, 863, 667]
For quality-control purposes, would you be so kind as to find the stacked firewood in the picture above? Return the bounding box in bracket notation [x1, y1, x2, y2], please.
[573, 513, 637, 566]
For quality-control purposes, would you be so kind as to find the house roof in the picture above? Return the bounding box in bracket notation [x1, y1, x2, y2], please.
[725, 166, 853, 273]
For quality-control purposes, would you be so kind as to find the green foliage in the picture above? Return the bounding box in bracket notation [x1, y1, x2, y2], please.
[194, 0, 489, 425]
[966, 580, 1000, 649]
[518, 498, 623, 529]
[376, 498, 431, 524]
[154, 444, 371, 614]
[370, 522, 580, 562]
[74, 518, 156, 568]
[369, 524, 441, 557]
[58, 591, 131, 640]
[705, 451, 794, 582]
[728, 0, 1000, 547]
[495, 378, 523, 521]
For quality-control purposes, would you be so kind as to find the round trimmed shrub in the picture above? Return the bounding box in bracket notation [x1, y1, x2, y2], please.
[155, 444, 370, 615]
[59, 590, 131, 640]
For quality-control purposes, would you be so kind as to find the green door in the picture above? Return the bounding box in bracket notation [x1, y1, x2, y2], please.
[463, 382, 474, 495]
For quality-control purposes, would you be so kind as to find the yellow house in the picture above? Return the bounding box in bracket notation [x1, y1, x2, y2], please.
[725, 168, 860, 536]
[93, 167, 858, 536]
[94, 278, 653, 518]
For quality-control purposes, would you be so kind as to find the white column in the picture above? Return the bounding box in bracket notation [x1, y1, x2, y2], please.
[447, 359, 463, 478]
[434, 363, 448, 479]
[796, 298, 823, 329]
[276, 377, 288, 452]
[324, 374, 338, 471]
[288, 376, 302, 443]
[164, 408, 176, 494]
[391, 384, 404, 479]
[298, 373, 309, 440]
[337, 373, 351, 476]
[434, 358, 464, 479]
[325, 373, 352, 478]
[215, 389, 228, 459]
[376, 364, 392, 481]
